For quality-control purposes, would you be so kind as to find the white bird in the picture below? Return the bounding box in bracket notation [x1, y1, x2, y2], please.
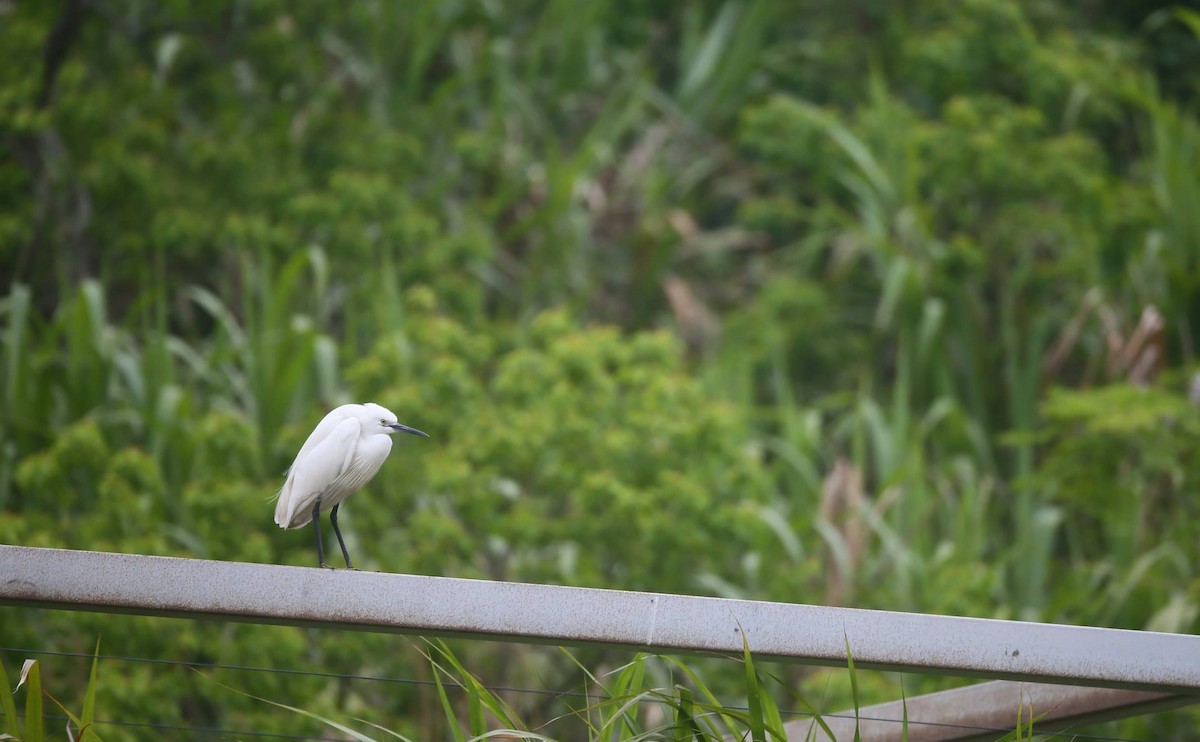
[274, 402, 428, 569]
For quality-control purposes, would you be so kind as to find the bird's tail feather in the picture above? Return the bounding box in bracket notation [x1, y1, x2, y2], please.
[273, 481, 291, 528]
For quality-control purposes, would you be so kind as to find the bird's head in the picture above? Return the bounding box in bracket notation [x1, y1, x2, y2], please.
[361, 402, 429, 438]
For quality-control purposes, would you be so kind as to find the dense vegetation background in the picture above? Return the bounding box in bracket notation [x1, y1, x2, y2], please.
[2, 0, 1200, 738]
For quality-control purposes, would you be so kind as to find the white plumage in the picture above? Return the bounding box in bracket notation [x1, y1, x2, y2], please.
[275, 402, 428, 568]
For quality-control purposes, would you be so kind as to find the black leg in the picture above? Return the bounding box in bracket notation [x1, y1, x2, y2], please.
[330, 504, 354, 570]
[312, 497, 328, 568]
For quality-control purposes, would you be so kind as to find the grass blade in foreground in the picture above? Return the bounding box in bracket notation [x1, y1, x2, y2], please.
[81, 637, 101, 740]
[845, 634, 861, 742]
[17, 659, 44, 742]
[431, 651, 468, 742]
[43, 638, 106, 742]
[672, 684, 703, 741]
[203, 673, 387, 742]
[0, 656, 21, 740]
[742, 632, 786, 742]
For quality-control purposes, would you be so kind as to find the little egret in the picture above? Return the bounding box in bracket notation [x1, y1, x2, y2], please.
[274, 402, 428, 569]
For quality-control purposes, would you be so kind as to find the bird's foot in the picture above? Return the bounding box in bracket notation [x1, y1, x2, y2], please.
[319, 562, 335, 569]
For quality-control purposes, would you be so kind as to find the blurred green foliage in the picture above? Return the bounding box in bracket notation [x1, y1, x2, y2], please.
[2, 0, 1200, 738]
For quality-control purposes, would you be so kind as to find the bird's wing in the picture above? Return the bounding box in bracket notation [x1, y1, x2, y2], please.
[286, 404, 359, 475]
[336, 431, 393, 495]
[275, 417, 361, 528]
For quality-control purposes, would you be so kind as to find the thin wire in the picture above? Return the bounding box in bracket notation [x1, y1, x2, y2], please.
[0, 706, 1166, 742]
[793, 711, 1167, 742]
[0, 646, 1170, 742]
[0, 644, 586, 699]
[0, 709, 344, 741]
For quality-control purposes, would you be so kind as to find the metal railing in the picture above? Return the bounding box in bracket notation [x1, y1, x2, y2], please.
[2, 545, 1198, 740]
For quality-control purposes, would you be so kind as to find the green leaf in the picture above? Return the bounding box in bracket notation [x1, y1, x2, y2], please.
[2, 284, 31, 416]
[44, 690, 106, 742]
[431, 655, 467, 742]
[742, 632, 766, 742]
[845, 634, 861, 742]
[80, 637, 102, 741]
[0, 658, 22, 739]
[662, 657, 747, 739]
[19, 659, 43, 742]
[467, 678, 486, 737]
[672, 684, 701, 741]
[203, 672, 381, 742]
[1175, 8, 1200, 41]
[425, 640, 527, 731]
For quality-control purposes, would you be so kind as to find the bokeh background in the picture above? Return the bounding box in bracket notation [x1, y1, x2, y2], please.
[2, 0, 1200, 738]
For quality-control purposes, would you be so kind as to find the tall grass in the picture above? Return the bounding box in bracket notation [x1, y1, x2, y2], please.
[715, 73, 1174, 619]
[219, 640, 820, 742]
[3, 2, 1200, 736]
[221, 637, 1087, 741]
[1138, 84, 1200, 360]
[1, 640, 104, 742]
[0, 247, 338, 510]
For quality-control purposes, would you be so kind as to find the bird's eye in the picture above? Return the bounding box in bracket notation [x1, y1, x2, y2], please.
[380, 418, 387, 425]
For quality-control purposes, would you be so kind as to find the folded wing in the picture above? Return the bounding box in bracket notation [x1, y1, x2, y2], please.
[287, 404, 361, 474]
[274, 417, 361, 528]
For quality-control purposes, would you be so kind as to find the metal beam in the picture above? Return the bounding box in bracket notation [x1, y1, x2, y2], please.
[790, 681, 1194, 741]
[3, 546, 1200, 695]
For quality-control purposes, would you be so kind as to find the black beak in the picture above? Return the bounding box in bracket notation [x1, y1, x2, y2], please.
[388, 422, 429, 438]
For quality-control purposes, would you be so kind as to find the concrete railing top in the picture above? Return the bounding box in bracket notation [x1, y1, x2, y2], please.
[2, 545, 1199, 695]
